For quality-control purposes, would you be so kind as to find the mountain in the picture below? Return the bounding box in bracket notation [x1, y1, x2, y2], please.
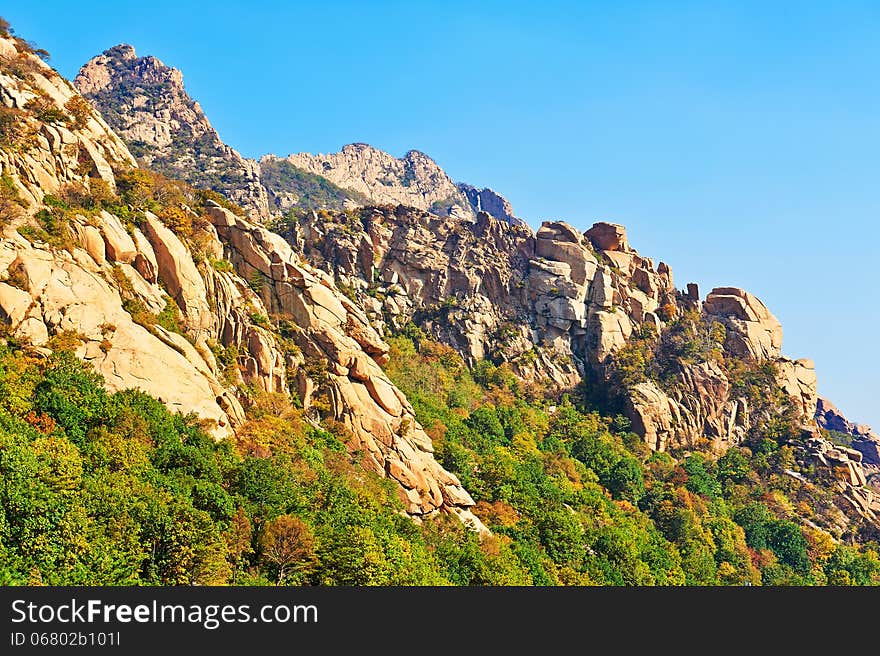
[269, 145, 475, 219]
[0, 31, 482, 530]
[75, 45, 271, 220]
[2, 20, 880, 585]
[72, 42, 880, 535]
[75, 46, 524, 225]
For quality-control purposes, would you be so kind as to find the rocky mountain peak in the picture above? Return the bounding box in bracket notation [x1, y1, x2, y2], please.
[74, 46, 270, 220]
[76, 46, 526, 228]
[458, 183, 525, 226]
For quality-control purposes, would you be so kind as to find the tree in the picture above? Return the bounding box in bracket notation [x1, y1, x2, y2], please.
[224, 507, 253, 583]
[260, 515, 315, 585]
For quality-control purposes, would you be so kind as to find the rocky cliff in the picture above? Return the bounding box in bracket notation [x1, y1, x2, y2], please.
[67, 40, 880, 535]
[1, 36, 482, 529]
[288, 207, 818, 450]
[75, 45, 270, 221]
[816, 397, 880, 483]
[458, 182, 525, 226]
[268, 144, 476, 219]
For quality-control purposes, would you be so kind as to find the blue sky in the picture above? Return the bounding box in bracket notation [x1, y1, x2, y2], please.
[5, 1, 880, 427]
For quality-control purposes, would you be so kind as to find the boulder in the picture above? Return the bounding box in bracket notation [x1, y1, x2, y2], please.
[777, 358, 818, 421]
[703, 287, 782, 361]
[0, 282, 34, 325]
[585, 221, 629, 252]
[142, 211, 213, 332]
[131, 227, 159, 284]
[99, 210, 137, 263]
[77, 224, 106, 264]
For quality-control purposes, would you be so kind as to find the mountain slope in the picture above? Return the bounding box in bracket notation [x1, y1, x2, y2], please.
[73, 42, 880, 538]
[1, 32, 482, 528]
[3, 21, 880, 586]
[270, 144, 475, 219]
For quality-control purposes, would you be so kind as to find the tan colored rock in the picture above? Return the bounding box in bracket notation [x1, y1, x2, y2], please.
[590, 308, 633, 362]
[585, 221, 629, 252]
[365, 375, 404, 417]
[627, 381, 676, 451]
[2, 239, 234, 438]
[536, 221, 597, 286]
[99, 210, 137, 263]
[76, 224, 107, 264]
[142, 211, 213, 332]
[216, 213, 482, 524]
[15, 316, 49, 346]
[205, 203, 238, 228]
[0, 282, 34, 325]
[276, 144, 474, 220]
[703, 287, 782, 361]
[131, 227, 159, 283]
[75, 46, 270, 220]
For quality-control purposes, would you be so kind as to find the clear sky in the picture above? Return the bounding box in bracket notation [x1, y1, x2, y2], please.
[5, 1, 879, 428]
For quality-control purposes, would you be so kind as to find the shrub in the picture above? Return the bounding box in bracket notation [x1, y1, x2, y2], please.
[0, 106, 37, 151]
[0, 174, 25, 224]
[64, 96, 92, 130]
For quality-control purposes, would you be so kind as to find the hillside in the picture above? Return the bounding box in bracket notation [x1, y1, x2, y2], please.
[0, 20, 879, 585]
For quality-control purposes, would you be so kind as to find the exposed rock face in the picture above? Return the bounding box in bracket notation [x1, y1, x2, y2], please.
[457, 183, 525, 226]
[777, 358, 818, 419]
[584, 222, 629, 252]
[703, 287, 783, 361]
[0, 230, 238, 439]
[204, 203, 482, 527]
[0, 37, 135, 210]
[74, 45, 270, 220]
[816, 397, 880, 478]
[289, 204, 821, 454]
[1, 43, 482, 529]
[276, 144, 476, 220]
[798, 436, 880, 522]
[627, 362, 749, 452]
[76, 46, 522, 229]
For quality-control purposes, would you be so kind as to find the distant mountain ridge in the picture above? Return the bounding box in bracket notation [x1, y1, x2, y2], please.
[75, 45, 525, 226]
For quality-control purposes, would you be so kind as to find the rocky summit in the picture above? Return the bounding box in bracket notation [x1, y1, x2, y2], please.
[75, 45, 271, 220]
[1, 18, 879, 587]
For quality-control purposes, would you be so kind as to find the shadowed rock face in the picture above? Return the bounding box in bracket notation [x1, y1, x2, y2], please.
[816, 397, 880, 473]
[457, 183, 526, 226]
[1, 38, 484, 530]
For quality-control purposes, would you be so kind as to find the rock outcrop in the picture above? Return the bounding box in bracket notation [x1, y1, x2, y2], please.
[286, 203, 821, 455]
[816, 397, 880, 482]
[74, 45, 270, 220]
[796, 436, 880, 523]
[458, 183, 525, 226]
[703, 287, 783, 361]
[204, 202, 482, 526]
[0, 37, 134, 210]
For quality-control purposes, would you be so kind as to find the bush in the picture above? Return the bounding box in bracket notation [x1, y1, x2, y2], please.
[64, 96, 92, 130]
